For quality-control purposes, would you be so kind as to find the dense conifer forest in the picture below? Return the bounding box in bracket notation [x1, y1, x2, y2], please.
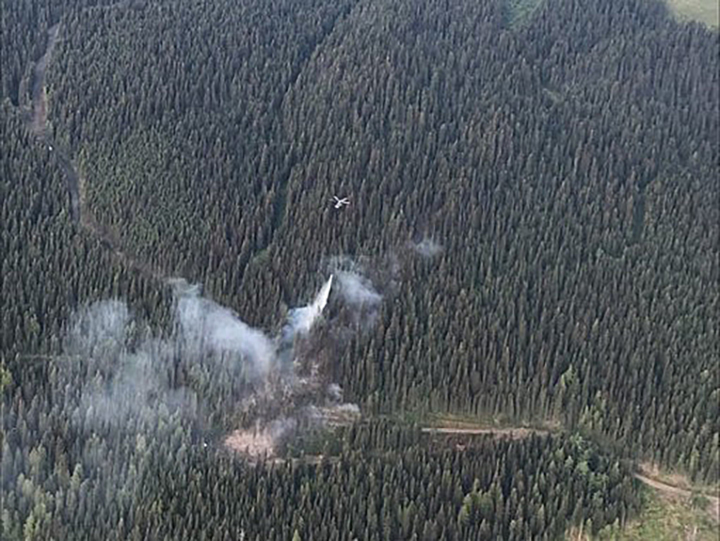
[2, 0, 718, 538]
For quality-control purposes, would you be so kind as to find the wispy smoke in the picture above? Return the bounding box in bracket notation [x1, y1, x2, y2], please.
[282, 275, 334, 340]
[66, 275, 341, 437]
[335, 271, 382, 306]
[74, 340, 198, 431]
[177, 290, 275, 377]
[304, 403, 361, 428]
[412, 237, 443, 257]
[65, 299, 131, 357]
[327, 383, 343, 401]
[58, 249, 438, 462]
[66, 302, 196, 431]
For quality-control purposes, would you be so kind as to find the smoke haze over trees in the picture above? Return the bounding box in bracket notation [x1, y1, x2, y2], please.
[2, 0, 718, 538]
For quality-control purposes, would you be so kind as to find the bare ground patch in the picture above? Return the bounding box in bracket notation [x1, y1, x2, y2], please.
[224, 425, 279, 461]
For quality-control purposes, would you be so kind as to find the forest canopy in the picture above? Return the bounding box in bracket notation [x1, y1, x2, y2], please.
[1, 0, 718, 539]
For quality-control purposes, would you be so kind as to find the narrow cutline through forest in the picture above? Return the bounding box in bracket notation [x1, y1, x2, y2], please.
[30, 22, 82, 225]
[29, 4, 356, 284]
[421, 426, 549, 438]
[31, 23, 60, 137]
[266, 1, 357, 252]
[634, 473, 718, 502]
[30, 22, 81, 227]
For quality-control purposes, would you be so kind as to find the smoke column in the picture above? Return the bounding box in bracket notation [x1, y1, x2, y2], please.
[412, 238, 443, 257]
[335, 271, 381, 306]
[68, 275, 338, 428]
[177, 290, 275, 377]
[282, 275, 333, 341]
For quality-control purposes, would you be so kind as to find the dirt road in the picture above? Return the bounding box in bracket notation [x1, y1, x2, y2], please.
[420, 426, 549, 439]
[634, 473, 720, 523]
[32, 23, 60, 136]
[30, 23, 82, 224]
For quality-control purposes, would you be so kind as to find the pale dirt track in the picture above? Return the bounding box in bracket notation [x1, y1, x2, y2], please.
[31, 24, 60, 136]
[420, 426, 549, 439]
[31, 22, 81, 224]
[634, 473, 720, 523]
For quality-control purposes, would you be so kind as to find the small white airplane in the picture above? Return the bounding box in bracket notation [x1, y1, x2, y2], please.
[333, 196, 350, 209]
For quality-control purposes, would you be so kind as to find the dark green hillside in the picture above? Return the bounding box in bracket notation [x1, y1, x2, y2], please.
[1, 368, 642, 541]
[19, 0, 720, 481]
[44, 0, 355, 315]
[0, 0, 123, 109]
[0, 106, 166, 359]
[275, 0, 719, 482]
[133, 429, 638, 540]
[1, 0, 718, 538]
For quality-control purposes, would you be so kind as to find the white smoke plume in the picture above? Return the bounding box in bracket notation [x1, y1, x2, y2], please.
[66, 303, 197, 431]
[327, 383, 343, 401]
[65, 299, 131, 357]
[282, 275, 334, 340]
[60, 249, 438, 461]
[335, 271, 382, 306]
[412, 237, 443, 257]
[323, 255, 390, 332]
[177, 289, 275, 377]
[67, 276, 339, 434]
